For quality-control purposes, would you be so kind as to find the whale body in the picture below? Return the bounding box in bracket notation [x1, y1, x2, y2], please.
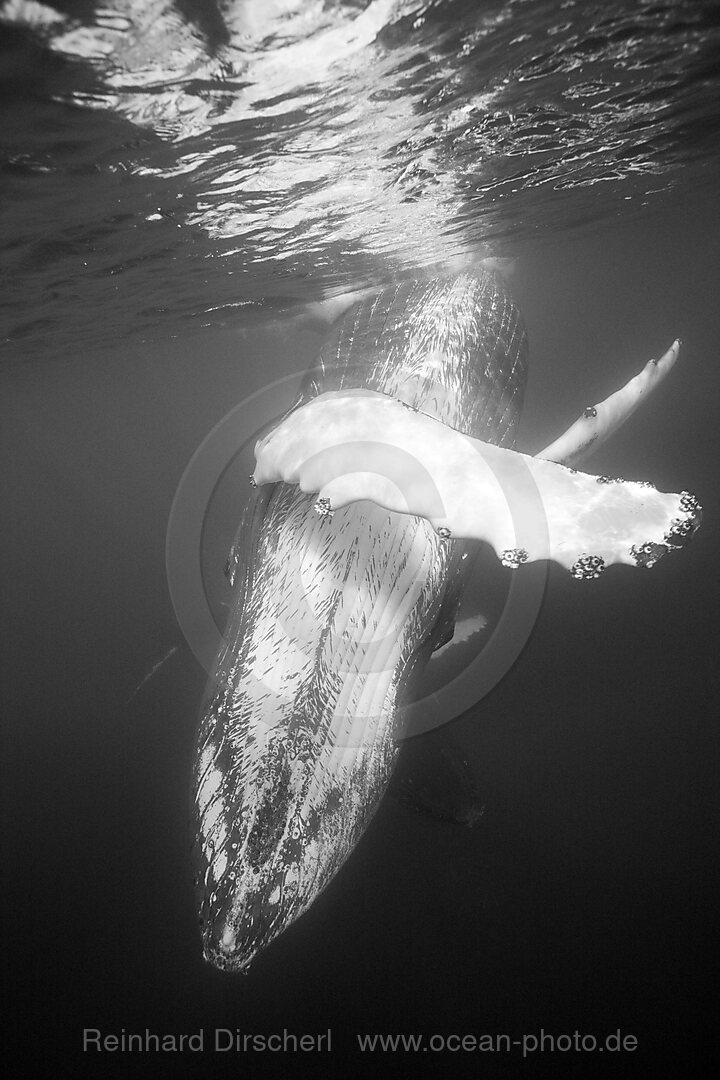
[193, 271, 529, 970]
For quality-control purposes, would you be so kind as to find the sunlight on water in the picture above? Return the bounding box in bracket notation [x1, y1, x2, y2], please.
[1, 0, 719, 361]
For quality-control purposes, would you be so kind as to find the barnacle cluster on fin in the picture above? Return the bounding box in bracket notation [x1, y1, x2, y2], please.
[500, 548, 529, 569]
[570, 554, 606, 580]
[628, 491, 702, 570]
[253, 389, 701, 579]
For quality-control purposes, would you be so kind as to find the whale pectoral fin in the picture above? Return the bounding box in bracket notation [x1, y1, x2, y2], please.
[513, 464, 702, 576]
[426, 545, 477, 653]
[536, 339, 681, 468]
[254, 389, 701, 578]
[431, 614, 457, 652]
[391, 727, 485, 828]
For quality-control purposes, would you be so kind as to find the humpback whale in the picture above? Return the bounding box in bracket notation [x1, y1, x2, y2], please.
[193, 270, 700, 971]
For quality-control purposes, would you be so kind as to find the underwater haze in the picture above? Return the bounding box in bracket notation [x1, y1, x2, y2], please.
[2, 0, 719, 1076]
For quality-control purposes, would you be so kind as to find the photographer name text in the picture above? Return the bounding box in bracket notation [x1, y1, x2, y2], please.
[82, 1028, 331, 1053]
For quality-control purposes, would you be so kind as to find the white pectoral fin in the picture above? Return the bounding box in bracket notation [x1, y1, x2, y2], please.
[517, 461, 701, 576]
[253, 389, 701, 578]
[537, 340, 681, 468]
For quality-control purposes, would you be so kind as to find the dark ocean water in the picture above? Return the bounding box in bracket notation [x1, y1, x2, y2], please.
[2, 1, 719, 1076]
